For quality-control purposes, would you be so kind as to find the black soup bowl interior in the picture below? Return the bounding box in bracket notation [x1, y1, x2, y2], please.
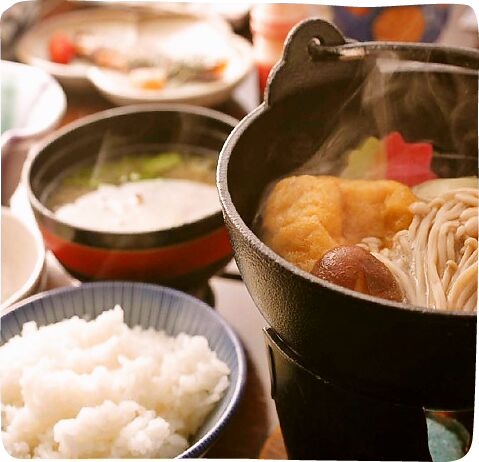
[217, 18, 478, 411]
[24, 104, 238, 294]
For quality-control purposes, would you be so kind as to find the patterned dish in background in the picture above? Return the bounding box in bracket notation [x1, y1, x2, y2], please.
[332, 5, 451, 43]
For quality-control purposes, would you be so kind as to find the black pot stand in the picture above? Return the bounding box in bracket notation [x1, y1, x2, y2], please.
[264, 327, 470, 461]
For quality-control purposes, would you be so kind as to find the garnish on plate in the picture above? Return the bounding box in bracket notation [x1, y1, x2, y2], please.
[47, 29, 228, 90]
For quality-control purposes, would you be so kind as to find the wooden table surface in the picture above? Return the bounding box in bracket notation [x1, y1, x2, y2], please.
[24, 0, 479, 462]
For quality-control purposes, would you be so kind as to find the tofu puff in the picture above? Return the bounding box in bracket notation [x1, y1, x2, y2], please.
[260, 175, 478, 309]
[261, 175, 417, 273]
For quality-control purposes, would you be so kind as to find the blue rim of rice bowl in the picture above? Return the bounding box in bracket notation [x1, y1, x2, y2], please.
[0, 281, 247, 459]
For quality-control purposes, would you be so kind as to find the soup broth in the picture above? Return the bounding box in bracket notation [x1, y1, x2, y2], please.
[46, 151, 220, 232]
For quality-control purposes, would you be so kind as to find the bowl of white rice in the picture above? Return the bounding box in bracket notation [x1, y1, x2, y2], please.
[0, 281, 246, 458]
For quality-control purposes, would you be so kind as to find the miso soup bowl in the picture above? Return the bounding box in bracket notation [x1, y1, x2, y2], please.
[22, 104, 238, 293]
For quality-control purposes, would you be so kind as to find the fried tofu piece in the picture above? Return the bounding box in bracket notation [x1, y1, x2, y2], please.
[261, 175, 417, 272]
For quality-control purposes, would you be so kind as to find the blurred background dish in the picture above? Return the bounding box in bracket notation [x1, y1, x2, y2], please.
[191, 2, 253, 30]
[459, 0, 479, 33]
[0, 1, 39, 61]
[331, 5, 451, 43]
[1, 206, 46, 311]
[0, 280, 247, 458]
[68, 1, 253, 31]
[15, 6, 254, 107]
[1, 59, 66, 205]
[22, 103, 238, 297]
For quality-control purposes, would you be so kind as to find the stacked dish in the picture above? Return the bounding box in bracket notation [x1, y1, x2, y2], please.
[1, 60, 66, 204]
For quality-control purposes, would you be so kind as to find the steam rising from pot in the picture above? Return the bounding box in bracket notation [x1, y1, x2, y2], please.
[291, 51, 478, 178]
[252, 50, 478, 311]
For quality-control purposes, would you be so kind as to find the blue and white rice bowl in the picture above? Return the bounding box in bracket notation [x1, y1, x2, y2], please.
[0, 281, 246, 458]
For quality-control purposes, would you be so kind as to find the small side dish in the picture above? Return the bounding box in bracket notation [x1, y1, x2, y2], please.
[1, 207, 45, 311]
[15, 8, 253, 105]
[1, 60, 66, 204]
[47, 29, 228, 90]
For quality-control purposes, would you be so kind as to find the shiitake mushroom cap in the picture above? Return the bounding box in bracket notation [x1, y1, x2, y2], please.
[311, 245, 403, 302]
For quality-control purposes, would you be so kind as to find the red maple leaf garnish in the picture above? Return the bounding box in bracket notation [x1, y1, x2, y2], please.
[383, 132, 437, 187]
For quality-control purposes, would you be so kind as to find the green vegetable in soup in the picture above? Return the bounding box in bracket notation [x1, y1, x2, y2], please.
[64, 152, 183, 187]
[139, 152, 183, 178]
[47, 151, 217, 211]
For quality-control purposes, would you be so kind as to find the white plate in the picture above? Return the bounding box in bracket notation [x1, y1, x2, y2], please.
[15, 8, 254, 106]
[67, 0, 256, 27]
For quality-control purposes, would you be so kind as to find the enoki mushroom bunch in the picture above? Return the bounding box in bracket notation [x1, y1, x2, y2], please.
[360, 188, 478, 311]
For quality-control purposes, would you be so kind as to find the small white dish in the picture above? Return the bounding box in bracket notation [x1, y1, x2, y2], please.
[1, 60, 66, 204]
[1, 206, 46, 311]
[15, 8, 254, 106]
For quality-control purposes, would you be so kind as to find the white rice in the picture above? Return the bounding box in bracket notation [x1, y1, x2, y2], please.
[0, 305, 230, 458]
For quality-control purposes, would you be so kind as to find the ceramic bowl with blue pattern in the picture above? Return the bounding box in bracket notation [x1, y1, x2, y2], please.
[0, 281, 247, 458]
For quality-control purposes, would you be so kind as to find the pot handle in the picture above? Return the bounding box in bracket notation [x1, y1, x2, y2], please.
[307, 40, 479, 70]
[265, 18, 479, 107]
[265, 18, 347, 106]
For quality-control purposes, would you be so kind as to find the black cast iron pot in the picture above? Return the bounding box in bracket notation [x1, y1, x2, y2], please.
[218, 18, 478, 415]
